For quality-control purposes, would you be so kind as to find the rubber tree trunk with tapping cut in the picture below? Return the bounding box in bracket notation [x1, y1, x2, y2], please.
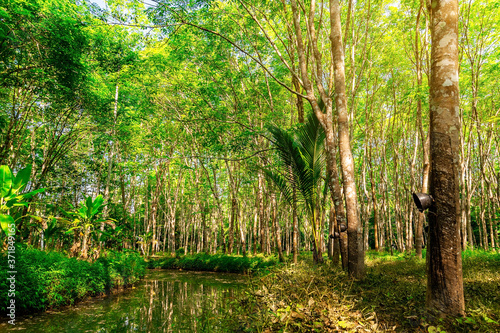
[426, 0, 465, 316]
[329, 0, 364, 278]
[326, 146, 348, 269]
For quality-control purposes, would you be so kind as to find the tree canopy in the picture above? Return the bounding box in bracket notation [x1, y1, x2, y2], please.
[1, 0, 499, 318]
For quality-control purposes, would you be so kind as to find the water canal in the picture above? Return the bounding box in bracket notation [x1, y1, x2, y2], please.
[1, 270, 246, 332]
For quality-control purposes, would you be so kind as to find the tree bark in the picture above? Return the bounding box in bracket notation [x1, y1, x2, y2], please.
[271, 192, 285, 262]
[292, 173, 299, 263]
[329, 0, 364, 278]
[325, 126, 348, 269]
[426, 0, 465, 316]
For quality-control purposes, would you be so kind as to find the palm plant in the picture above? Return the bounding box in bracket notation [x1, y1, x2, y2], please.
[266, 113, 326, 263]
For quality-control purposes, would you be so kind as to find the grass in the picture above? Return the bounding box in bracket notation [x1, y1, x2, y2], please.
[224, 249, 500, 332]
[0, 246, 146, 315]
[147, 252, 280, 274]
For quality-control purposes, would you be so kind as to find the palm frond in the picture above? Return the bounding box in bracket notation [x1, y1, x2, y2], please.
[267, 113, 327, 219]
[297, 113, 326, 212]
[297, 112, 326, 176]
[263, 169, 294, 206]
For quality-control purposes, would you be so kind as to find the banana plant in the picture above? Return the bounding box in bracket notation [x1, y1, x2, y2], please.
[64, 195, 115, 258]
[43, 217, 65, 250]
[0, 165, 45, 237]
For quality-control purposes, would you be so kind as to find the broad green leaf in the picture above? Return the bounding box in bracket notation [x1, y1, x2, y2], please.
[85, 196, 93, 214]
[5, 197, 18, 208]
[91, 195, 104, 216]
[21, 188, 46, 200]
[0, 214, 15, 235]
[0, 165, 13, 197]
[12, 165, 32, 191]
[78, 206, 88, 219]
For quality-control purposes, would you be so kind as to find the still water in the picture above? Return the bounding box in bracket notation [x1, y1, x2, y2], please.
[2, 270, 246, 332]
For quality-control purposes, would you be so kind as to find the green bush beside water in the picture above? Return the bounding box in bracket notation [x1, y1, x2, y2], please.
[0, 246, 146, 314]
[147, 253, 279, 274]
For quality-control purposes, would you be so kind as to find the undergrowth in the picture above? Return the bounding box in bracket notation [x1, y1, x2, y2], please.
[0, 246, 146, 315]
[224, 250, 500, 332]
[147, 253, 280, 274]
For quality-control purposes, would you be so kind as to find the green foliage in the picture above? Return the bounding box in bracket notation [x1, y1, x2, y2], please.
[266, 113, 326, 261]
[0, 165, 45, 235]
[97, 250, 146, 286]
[60, 194, 116, 257]
[266, 113, 326, 209]
[0, 247, 146, 314]
[148, 253, 279, 274]
[0, 0, 89, 94]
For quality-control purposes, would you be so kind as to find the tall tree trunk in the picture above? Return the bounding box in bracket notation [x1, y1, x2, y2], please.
[414, 1, 430, 259]
[202, 201, 209, 253]
[239, 204, 247, 256]
[325, 126, 348, 269]
[258, 170, 266, 254]
[329, 0, 364, 278]
[271, 192, 285, 262]
[329, 206, 340, 264]
[102, 84, 119, 218]
[426, 0, 464, 316]
[225, 160, 241, 254]
[292, 177, 299, 263]
[229, 197, 237, 254]
[368, 143, 379, 252]
[253, 193, 259, 255]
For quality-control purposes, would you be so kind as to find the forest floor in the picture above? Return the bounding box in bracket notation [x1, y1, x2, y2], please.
[226, 250, 500, 332]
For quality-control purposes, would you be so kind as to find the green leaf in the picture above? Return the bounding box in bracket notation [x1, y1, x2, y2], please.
[85, 195, 93, 212]
[0, 214, 15, 235]
[484, 315, 499, 324]
[29, 215, 43, 222]
[12, 165, 32, 191]
[78, 206, 88, 219]
[12, 202, 29, 208]
[21, 188, 46, 200]
[65, 227, 79, 234]
[264, 169, 293, 205]
[91, 195, 104, 217]
[0, 165, 13, 197]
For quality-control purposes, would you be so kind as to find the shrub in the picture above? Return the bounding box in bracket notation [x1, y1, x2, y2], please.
[147, 253, 279, 274]
[0, 246, 146, 314]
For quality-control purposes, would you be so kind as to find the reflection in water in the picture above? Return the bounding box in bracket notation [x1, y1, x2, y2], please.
[1, 270, 245, 332]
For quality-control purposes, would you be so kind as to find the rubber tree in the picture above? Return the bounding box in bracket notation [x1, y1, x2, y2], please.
[426, 0, 465, 316]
